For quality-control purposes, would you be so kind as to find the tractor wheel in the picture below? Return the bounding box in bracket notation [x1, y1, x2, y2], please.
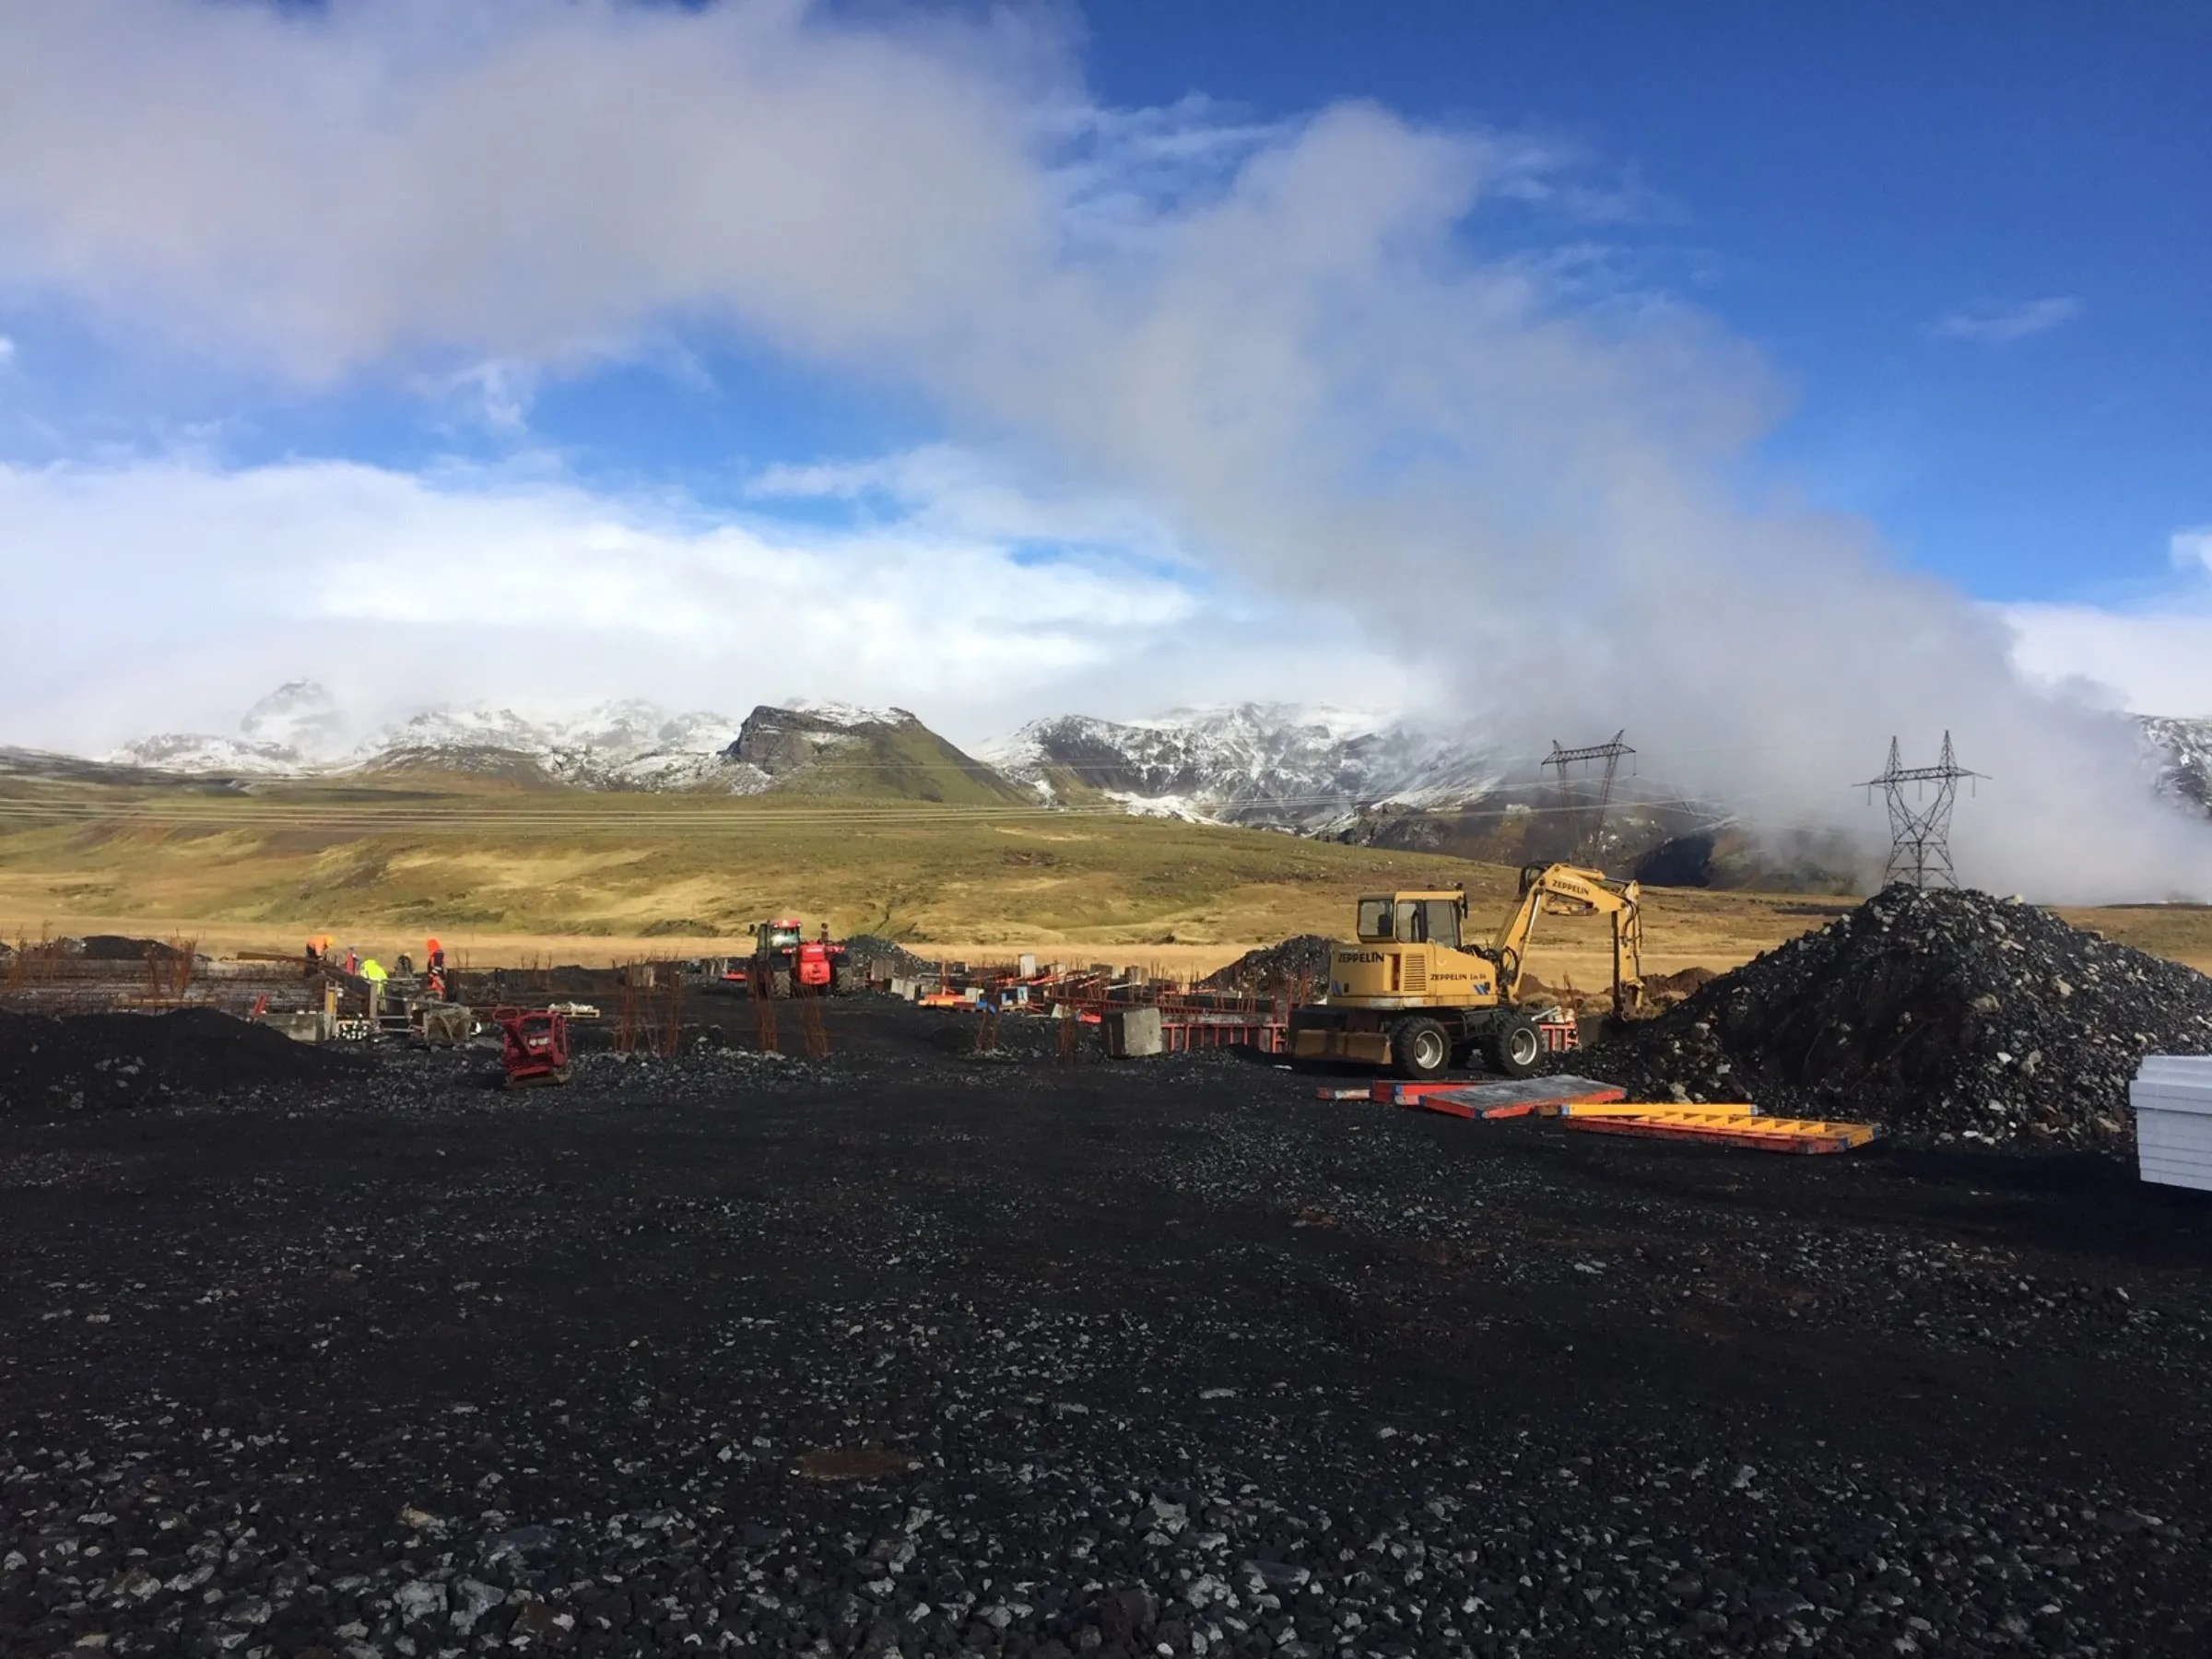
[769, 969, 793, 1000]
[1488, 1012, 1544, 1078]
[1390, 1015, 1452, 1081]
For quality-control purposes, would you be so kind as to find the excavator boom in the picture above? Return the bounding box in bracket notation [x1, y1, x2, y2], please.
[1491, 863, 1645, 1015]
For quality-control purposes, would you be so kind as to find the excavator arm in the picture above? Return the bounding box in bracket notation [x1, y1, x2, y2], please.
[1487, 862, 1645, 1017]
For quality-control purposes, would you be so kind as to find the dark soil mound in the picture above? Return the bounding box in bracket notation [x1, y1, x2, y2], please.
[1587, 884, 2212, 1149]
[75, 934, 198, 962]
[841, 934, 938, 978]
[1201, 935, 1335, 992]
[0, 1006, 347, 1116]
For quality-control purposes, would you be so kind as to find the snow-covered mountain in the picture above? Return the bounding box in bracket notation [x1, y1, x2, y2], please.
[112, 680, 347, 774]
[112, 683, 761, 791]
[102, 685, 980, 796]
[978, 703, 1503, 830]
[2143, 715, 2212, 813]
[88, 687, 2212, 838]
[359, 699, 753, 790]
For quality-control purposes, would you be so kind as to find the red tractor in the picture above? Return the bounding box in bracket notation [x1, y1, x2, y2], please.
[748, 917, 847, 998]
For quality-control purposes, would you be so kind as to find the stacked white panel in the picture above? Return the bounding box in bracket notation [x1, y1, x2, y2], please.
[2130, 1055, 2212, 1193]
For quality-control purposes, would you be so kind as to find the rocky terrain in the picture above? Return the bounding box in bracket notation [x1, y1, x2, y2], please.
[1590, 885, 2212, 1147]
[3, 993, 2210, 1657]
[1199, 936, 1335, 994]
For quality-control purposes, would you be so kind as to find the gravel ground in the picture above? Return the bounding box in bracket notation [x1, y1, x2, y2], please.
[4, 996, 2211, 1658]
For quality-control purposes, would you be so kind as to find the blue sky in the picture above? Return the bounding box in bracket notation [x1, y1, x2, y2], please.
[8, 0, 2181, 606]
[1081, 0, 2209, 605]
[0, 0, 2208, 900]
[4, 1, 2201, 602]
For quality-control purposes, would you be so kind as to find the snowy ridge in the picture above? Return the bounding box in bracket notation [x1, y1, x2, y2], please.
[784, 700, 917, 730]
[2143, 715, 2212, 814]
[361, 699, 751, 789]
[979, 703, 1503, 830]
[112, 683, 760, 792]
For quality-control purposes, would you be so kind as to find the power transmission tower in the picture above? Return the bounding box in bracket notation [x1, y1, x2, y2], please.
[1859, 732, 1985, 889]
[1542, 730, 1635, 863]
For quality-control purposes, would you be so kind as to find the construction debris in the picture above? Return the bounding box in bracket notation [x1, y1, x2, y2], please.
[1401, 1074, 1626, 1118]
[1589, 883, 2212, 1148]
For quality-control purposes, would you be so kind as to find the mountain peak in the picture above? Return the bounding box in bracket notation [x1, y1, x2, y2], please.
[238, 679, 345, 754]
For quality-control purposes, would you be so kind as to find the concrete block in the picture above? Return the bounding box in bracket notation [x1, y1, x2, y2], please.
[1104, 1006, 1164, 1058]
[259, 1010, 328, 1044]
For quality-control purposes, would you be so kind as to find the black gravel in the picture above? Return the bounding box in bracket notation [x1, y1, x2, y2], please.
[1587, 885, 2212, 1150]
[1201, 936, 1335, 993]
[0, 1008, 353, 1119]
[841, 936, 941, 981]
[4, 996, 2211, 1657]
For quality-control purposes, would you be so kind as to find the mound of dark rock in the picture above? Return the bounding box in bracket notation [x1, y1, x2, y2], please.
[0, 1006, 347, 1116]
[75, 934, 202, 963]
[1201, 935, 1335, 992]
[1587, 885, 2212, 1149]
[841, 934, 937, 979]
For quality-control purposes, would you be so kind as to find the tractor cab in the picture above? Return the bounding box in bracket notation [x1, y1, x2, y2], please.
[759, 917, 804, 951]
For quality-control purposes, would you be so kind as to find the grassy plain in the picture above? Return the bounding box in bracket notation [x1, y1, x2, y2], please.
[1, 771, 2208, 980]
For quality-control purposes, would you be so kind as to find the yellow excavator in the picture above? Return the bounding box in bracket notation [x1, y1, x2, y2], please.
[1288, 862, 1644, 1080]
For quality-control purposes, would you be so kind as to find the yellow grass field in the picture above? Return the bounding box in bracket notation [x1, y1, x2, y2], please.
[1, 771, 2207, 981]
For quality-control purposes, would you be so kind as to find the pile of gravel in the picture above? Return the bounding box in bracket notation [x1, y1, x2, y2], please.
[840, 934, 938, 979]
[0, 1006, 347, 1116]
[1201, 935, 1335, 992]
[1587, 884, 2212, 1148]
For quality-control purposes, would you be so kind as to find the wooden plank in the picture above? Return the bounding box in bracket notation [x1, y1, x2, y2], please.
[1566, 1116, 1880, 1154]
[1558, 1101, 1759, 1119]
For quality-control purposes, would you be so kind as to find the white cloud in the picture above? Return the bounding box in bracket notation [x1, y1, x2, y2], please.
[0, 335, 15, 367]
[2002, 527, 2212, 717]
[1930, 297, 2082, 344]
[0, 453, 1401, 754]
[2170, 526, 2212, 574]
[2006, 603, 2212, 718]
[748, 445, 1186, 564]
[0, 2, 2198, 896]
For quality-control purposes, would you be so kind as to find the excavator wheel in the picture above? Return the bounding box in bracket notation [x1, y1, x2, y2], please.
[1488, 1012, 1545, 1078]
[1390, 1015, 1452, 1081]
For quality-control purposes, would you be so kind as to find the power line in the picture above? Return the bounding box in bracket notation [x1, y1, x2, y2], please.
[1540, 730, 1634, 862]
[1858, 732, 1985, 889]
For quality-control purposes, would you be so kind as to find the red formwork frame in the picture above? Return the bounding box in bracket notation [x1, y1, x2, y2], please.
[1159, 1018, 1288, 1054]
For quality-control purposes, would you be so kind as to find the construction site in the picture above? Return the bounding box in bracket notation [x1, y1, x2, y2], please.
[6, 726, 2212, 1659]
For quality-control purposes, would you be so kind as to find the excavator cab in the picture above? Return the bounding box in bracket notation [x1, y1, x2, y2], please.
[1356, 894, 1465, 949]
